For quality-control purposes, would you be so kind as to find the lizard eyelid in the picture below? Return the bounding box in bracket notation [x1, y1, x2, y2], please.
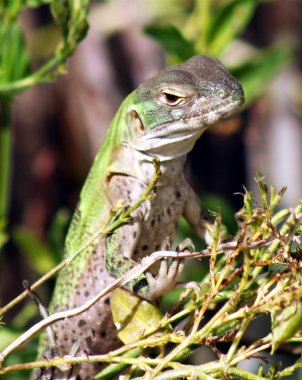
[158, 89, 187, 107]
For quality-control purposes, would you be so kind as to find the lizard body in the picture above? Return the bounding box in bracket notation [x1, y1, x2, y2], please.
[36, 56, 244, 379]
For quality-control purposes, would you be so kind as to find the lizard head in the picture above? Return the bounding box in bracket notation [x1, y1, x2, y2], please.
[125, 55, 244, 159]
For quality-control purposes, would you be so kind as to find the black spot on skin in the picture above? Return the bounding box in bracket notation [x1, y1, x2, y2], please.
[100, 331, 107, 338]
[100, 268, 103, 272]
[117, 260, 123, 267]
[64, 335, 68, 341]
[156, 244, 160, 250]
[175, 191, 181, 199]
[133, 231, 137, 238]
[85, 291, 90, 297]
[104, 297, 110, 305]
[151, 220, 155, 227]
[134, 250, 139, 255]
[78, 319, 86, 327]
[142, 245, 148, 251]
[133, 278, 148, 293]
[167, 208, 171, 216]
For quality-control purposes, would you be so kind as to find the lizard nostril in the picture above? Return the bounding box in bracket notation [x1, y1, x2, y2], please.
[233, 88, 245, 104]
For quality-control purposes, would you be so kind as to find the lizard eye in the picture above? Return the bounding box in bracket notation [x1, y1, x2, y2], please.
[159, 90, 184, 106]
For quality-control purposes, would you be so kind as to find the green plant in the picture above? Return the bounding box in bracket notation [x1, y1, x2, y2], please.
[145, 0, 291, 106]
[0, 0, 89, 252]
[0, 1, 300, 379]
[0, 173, 301, 379]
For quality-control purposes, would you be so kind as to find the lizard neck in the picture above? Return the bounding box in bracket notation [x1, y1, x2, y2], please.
[133, 149, 187, 186]
[108, 145, 187, 186]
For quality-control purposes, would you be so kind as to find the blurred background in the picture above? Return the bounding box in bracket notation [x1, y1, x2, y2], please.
[0, 0, 301, 378]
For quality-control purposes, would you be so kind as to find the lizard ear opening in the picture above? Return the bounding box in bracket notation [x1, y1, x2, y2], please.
[128, 110, 144, 133]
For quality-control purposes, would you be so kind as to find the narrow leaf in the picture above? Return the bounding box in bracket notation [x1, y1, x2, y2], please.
[145, 25, 195, 61]
[206, 0, 257, 56]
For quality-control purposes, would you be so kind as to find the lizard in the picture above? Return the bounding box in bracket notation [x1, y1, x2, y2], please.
[35, 55, 244, 379]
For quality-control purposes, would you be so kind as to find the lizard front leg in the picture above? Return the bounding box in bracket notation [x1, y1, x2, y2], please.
[105, 173, 186, 302]
[106, 225, 184, 301]
[183, 184, 211, 242]
[183, 184, 227, 244]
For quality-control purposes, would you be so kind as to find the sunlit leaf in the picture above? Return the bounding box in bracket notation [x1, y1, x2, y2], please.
[145, 25, 195, 61]
[206, 0, 257, 56]
[0, 21, 29, 85]
[111, 288, 170, 344]
[26, 0, 51, 6]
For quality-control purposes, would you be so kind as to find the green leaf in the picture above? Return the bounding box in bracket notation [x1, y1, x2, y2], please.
[0, 219, 8, 251]
[271, 298, 302, 353]
[256, 172, 269, 208]
[50, 0, 70, 38]
[12, 226, 57, 274]
[230, 47, 291, 106]
[111, 288, 169, 344]
[145, 24, 195, 61]
[0, 328, 20, 351]
[200, 193, 237, 234]
[0, 21, 29, 86]
[26, 0, 51, 6]
[48, 208, 70, 262]
[205, 0, 258, 56]
[213, 319, 239, 338]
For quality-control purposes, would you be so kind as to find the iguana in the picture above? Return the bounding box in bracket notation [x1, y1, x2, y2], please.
[36, 55, 244, 379]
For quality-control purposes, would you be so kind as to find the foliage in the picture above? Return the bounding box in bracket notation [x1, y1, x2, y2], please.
[0, 0, 299, 379]
[145, 0, 291, 106]
[0, 174, 301, 379]
[0, 0, 89, 95]
[0, 0, 90, 255]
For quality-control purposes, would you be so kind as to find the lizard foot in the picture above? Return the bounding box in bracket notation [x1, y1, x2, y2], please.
[145, 256, 184, 300]
[143, 237, 195, 301]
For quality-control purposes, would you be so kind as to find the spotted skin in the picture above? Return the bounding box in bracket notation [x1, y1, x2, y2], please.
[34, 55, 244, 379]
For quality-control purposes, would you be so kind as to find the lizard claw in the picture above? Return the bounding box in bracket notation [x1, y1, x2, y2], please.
[176, 238, 195, 252]
[145, 257, 184, 300]
[144, 237, 196, 300]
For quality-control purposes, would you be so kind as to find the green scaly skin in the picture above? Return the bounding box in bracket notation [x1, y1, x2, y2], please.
[35, 56, 244, 379]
